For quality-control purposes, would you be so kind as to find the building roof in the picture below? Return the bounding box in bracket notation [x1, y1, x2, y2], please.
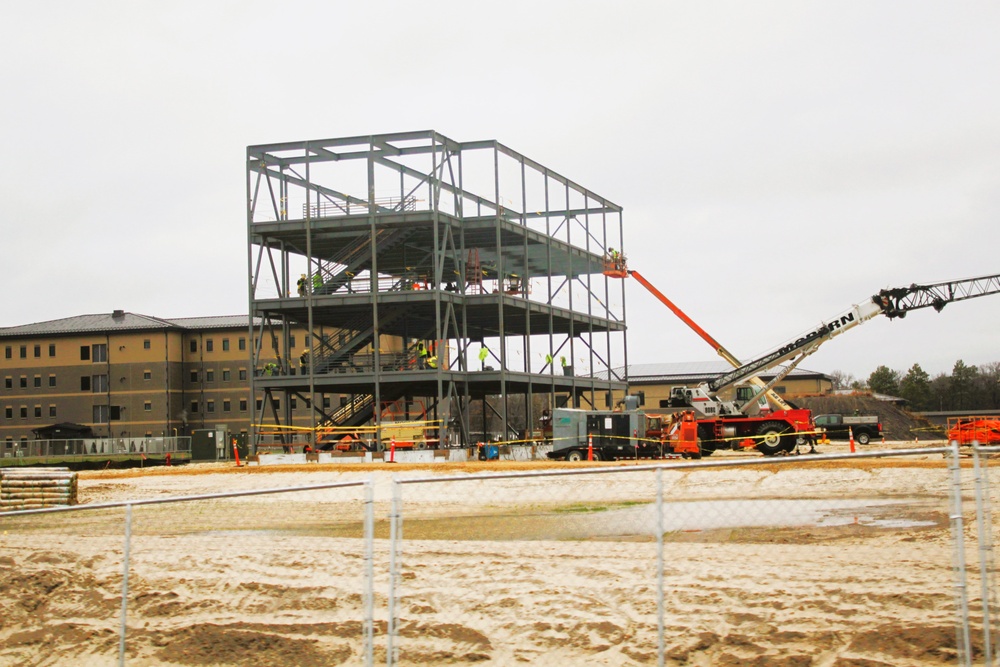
[0, 312, 256, 338]
[164, 315, 259, 330]
[829, 389, 906, 403]
[599, 361, 830, 384]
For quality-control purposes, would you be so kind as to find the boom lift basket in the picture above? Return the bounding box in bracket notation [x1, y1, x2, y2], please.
[602, 252, 628, 278]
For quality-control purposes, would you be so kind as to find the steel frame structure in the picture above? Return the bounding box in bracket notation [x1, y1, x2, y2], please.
[245, 130, 629, 449]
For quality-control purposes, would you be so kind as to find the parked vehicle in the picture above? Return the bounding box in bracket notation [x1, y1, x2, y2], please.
[813, 414, 882, 445]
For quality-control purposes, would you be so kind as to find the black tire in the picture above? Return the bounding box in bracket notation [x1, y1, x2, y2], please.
[566, 450, 584, 462]
[755, 421, 792, 456]
[857, 432, 871, 445]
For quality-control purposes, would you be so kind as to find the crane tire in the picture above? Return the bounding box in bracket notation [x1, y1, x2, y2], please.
[755, 421, 791, 456]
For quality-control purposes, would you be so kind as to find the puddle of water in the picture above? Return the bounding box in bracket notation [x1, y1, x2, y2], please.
[575, 497, 939, 538]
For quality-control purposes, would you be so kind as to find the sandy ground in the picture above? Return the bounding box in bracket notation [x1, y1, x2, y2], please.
[0, 440, 993, 666]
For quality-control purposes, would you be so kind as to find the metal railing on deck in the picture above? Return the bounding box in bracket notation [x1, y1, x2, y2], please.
[303, 196, 418, 218]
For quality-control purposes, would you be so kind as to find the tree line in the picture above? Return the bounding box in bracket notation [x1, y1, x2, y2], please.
[829, 361, 1000, 412]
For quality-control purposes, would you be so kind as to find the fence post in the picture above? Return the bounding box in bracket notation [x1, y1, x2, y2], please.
[118, 503, 133, 667]
[948, 440, 972, 667]
[973, 441, 998, 665]
[363, 478, 375, 667]
[656, 467, 665, 667]
[387, 477, 402, 666]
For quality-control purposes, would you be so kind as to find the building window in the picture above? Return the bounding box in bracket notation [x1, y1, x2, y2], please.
[223, 399, 231, 412]
[190, 400, 198, 413]
[48, 344, 56, 357]
[144, 401, 152, 411]
[340, 396, 348, 407]
[33, 344, 41, 358]
[4, 377, 11, 389]
[206, 370, 215, 382]
[4, 407, 11, 419]
[255, 399, 262, 411]
[206, 400, 215, 413]
[80, 345, 90, 361]
[34, 406, 41, 418]
[143, 370, 152, 380]
[206, 339, 214, 352]
[238, 369, 247, 381]
[20, 406, 28, 419]
[304, 334, 311, 346]
[81, 376, 91, 391]
[190, 370, 199, 383]
[33, 376, 41, 388]
[773, 386, 786, 394]
[92, 344, 107, 363]
[109, 406, 121, 421]
[190, 340, 197, 353]
[19, 376, 27, 389]
[323, 396, 331, 409]
[4, 346, 10, 359]
[49, 405, 56, 418]
[290, 397, 297, 410]
[239, 399, 247, 411]
[222, 339, 230, 351]
[289, 335, 296, 349]
[48, 375, 56, 387]
[20, 345, 27, 359]
[238, 337, 246, 351]
[222, 369, 231, 382]
[92, 375, 108, 393]
[93, 405, 109, 423]
[143, 339, 151, 350]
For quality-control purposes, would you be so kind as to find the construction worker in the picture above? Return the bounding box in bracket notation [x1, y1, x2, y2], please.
[311, 272, 323, 293]
[417, 342, 428, 369]
[545, 353, 553, 368]
[296, 273, 307, 297]
[479, 346, 489, 370]
[426, 355, 438, 369]
[263, 362, 278, 376]
[299, 349, 309, 373]
[608, 247, 623, 270]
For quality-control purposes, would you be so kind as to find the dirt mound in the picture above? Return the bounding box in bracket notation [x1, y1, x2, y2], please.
[791, 394, 941, 440]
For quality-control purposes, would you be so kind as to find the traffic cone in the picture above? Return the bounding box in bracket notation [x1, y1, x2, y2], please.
[881, 433, 886, 445]
[389, 437, 396, 463]
[849, 426, 855, 453]
[587, 434, 594, 461]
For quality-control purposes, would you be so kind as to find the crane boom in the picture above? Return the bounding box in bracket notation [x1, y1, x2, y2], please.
[877, 274, 1000, 318]
[708, 271, 1000, 394]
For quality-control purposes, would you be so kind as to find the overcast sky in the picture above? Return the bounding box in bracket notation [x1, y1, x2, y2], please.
[3, 1, 998, 380]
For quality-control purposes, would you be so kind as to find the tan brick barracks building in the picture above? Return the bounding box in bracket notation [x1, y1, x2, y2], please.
[0, 311, 326, 451]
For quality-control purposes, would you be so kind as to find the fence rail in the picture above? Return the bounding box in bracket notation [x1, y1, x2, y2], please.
[2, 436, 191, 460]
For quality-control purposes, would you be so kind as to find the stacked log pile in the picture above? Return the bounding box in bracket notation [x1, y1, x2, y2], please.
[0, 467, 78, 511]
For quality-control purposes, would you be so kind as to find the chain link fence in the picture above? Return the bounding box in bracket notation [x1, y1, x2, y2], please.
[5, 446, 1000, 665]
[0, 480, 375, 667]
[387, 447, 984, 666]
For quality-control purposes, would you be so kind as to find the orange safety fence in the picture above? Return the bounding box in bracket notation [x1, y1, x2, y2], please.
[947, 417, 1000, 445]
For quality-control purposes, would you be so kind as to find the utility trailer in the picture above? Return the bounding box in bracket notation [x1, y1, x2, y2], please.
[547, 408, 664, 461]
